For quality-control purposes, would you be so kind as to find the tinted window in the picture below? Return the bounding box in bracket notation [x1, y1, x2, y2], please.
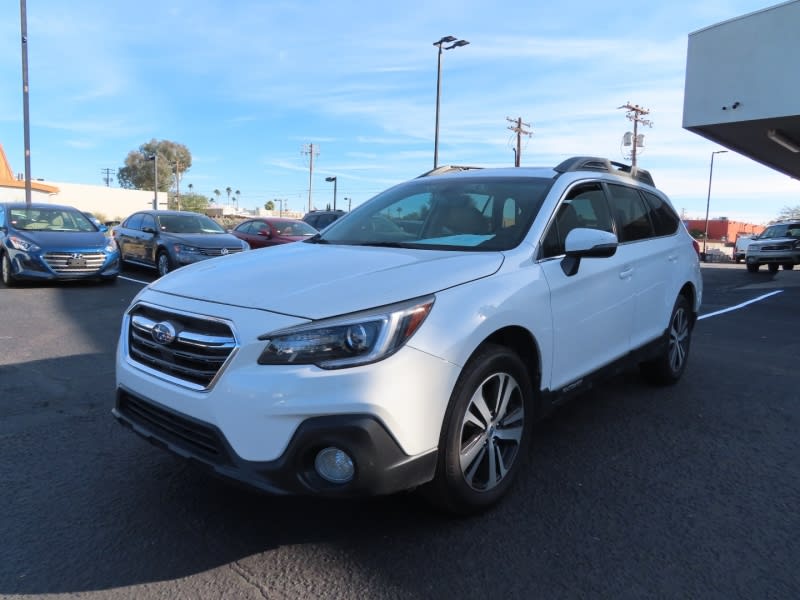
[642, 191, 679, 236]
[124, 213, 144, 230]
[541, 182, 612, 258]
[606, 183, 654, 242]
[141, 214, 157, 232]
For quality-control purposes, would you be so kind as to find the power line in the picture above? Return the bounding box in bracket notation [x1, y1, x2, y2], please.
[301, 143, 320, 213]
[101, 168, 114, 187]
[617, 102, 653, 168]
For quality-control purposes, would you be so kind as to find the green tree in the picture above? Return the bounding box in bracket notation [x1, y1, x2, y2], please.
[179, 193, 210, 213]
[117, 139, 192, 192]
[264, 200, 275, 211]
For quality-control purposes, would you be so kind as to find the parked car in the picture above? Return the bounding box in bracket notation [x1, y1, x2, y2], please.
[0, 202, 120, 286]
[744, 220, 800, 272]
[114, 210, 249, 277]
[302, 209, 345, 230]
[113, 156, 702, 514]
[230, 217, 317, 249]
[732, 233, 756, 263]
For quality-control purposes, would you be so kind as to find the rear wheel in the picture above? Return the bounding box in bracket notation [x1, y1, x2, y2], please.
[423, 344, 532, 515]
[768, 263, 779, 273]
[640, 295, 692, 386]
[156, 251, 174, 277]
[1, 252, 17, 287]
[782, 264, 794, 271]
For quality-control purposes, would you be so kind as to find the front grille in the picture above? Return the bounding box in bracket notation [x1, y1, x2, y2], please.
[118, 390, 232, 466]
[761, 243, 791, 252]
[43, 251, 106, 274]
[127, 304, 237, 388]
[199, 247, 244, 257]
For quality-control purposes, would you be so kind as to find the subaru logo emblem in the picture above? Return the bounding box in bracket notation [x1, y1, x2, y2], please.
[221, 248, 229, 255]
[71, 252, 82, 259]
[151, 321, 177, 345]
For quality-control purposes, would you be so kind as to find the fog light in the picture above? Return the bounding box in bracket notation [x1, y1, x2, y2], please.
[314, 447, 355, 483]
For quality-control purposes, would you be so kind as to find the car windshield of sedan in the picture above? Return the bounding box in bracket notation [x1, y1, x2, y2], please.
[9, 208, 96, 232]
[158, 214, 227, 234]
[315, 176, 552, 251]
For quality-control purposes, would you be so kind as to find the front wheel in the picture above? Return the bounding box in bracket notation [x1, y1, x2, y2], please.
[640, 295, 693, 386]
[423, 344, 533, 515]
[1, 252, 17, 287]
[782, 264, 794, 271]
[156, 251, 174, 277]
[746, 263, 759, 273]
[768, 263, 779, 273]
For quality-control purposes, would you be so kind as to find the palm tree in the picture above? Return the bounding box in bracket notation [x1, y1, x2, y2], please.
[235, 190, 241, 211]
[225, 187, 232, 208]
[188, 183, 194, 195]
[213, 189, 221, 204]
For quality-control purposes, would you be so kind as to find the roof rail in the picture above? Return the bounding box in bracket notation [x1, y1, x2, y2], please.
[554, 156, 655, 187]
[417, 165, 483, 178]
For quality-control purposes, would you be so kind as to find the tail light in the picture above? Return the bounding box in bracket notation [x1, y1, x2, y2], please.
[692, 239, 700, 257]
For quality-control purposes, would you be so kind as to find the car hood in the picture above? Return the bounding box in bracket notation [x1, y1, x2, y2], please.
[147, 242, 504, 319]
[161, 232, 243, 247]
[749, 236, 797, 247]
[14, 230, 109, 249]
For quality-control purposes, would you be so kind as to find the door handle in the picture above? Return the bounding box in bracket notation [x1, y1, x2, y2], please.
[619, 267, 634, 279]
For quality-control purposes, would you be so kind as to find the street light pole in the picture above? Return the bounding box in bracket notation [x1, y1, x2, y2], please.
[703, 150, 728, 259]
[433, 35, 469, 170]
[148, 154, 158, 209]
[325, 176, 337, 210]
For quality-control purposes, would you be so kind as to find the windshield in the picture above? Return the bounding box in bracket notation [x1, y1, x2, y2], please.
[316, 176, 552, 251]
[158, 214, 226, 234]
[759, 224, 800, 239]
[9, 207, 97, 232]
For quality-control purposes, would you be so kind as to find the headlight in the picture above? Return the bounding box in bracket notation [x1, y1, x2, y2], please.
[174, 243, 199, 254]
[241, 240, 251, 251]
[104, 238, 118, 252]
[8, 235, 40, 253]
[258, 295, 435, 369]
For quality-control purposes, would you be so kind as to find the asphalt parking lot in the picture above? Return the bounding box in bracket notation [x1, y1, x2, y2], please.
[1, 263, 798, 599]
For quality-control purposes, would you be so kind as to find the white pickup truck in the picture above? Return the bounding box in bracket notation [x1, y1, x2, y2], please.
[732, 233, 756, 263]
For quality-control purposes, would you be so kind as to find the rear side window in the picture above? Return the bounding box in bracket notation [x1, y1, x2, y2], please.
[607, 183, 654, 242]
[124, 213, 143, 230]
[642, 191, 680, 236]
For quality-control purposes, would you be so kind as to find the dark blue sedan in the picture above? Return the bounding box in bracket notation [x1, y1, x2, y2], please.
[0, 202, 120, 286]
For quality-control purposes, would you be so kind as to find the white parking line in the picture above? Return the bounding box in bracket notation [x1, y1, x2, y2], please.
[698, 290, 784, 320]
[119, 274, 151, 286]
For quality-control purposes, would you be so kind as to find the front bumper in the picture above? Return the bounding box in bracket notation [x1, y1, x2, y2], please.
[113, 388, 438, 497]
[6, 249, 120, 281]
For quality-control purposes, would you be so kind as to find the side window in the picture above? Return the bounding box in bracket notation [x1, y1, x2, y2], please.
[606, 183, 654, 242]
[125, 213, 143, 231]
[140, 214, 156, 232]
[0, 206, 5, 227]
[541, 182, 612, 258]
[642, 191, 680, 236]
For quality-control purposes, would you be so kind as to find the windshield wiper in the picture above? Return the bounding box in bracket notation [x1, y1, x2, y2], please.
[305, 233, 330, 244]
[352, 241, 414, 248]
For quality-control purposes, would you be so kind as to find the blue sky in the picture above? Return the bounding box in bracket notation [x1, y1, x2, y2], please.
[1, 0, 797, 223]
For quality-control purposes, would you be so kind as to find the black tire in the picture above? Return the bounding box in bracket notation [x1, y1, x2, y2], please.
[640, 295, 693, 386]
[423, 344, 533, 515]
[746, 263, 759, 273]
[768, 263, 779, 273]
[156, 251, 174, 277]
[782, 264, 794, 271]
[1, 252, 17, 287]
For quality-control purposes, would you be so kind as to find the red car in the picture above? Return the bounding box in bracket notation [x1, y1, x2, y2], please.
[230, 217, 318, 249]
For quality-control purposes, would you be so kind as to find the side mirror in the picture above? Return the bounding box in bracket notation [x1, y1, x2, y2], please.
[141, 226, 157, 234]
[257, 229, 271, 238]
[561, 228, 618, 276]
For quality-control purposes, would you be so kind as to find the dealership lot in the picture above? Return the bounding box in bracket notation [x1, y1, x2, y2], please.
[1, 263, 798, 599]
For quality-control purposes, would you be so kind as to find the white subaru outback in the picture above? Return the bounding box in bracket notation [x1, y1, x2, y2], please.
[114, 157, 702, 514]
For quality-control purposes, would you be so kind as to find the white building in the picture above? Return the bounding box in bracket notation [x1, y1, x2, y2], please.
[683, 0, 800, 179]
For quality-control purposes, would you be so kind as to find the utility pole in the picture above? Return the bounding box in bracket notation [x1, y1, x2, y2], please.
[301, 143, 319, 213]
[617, 102, 652, 168]
[101, 168, 113, 186]
[174, 158, 181, 210]
[20, 0, 32, 206]
[506, 117, 532, 167]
